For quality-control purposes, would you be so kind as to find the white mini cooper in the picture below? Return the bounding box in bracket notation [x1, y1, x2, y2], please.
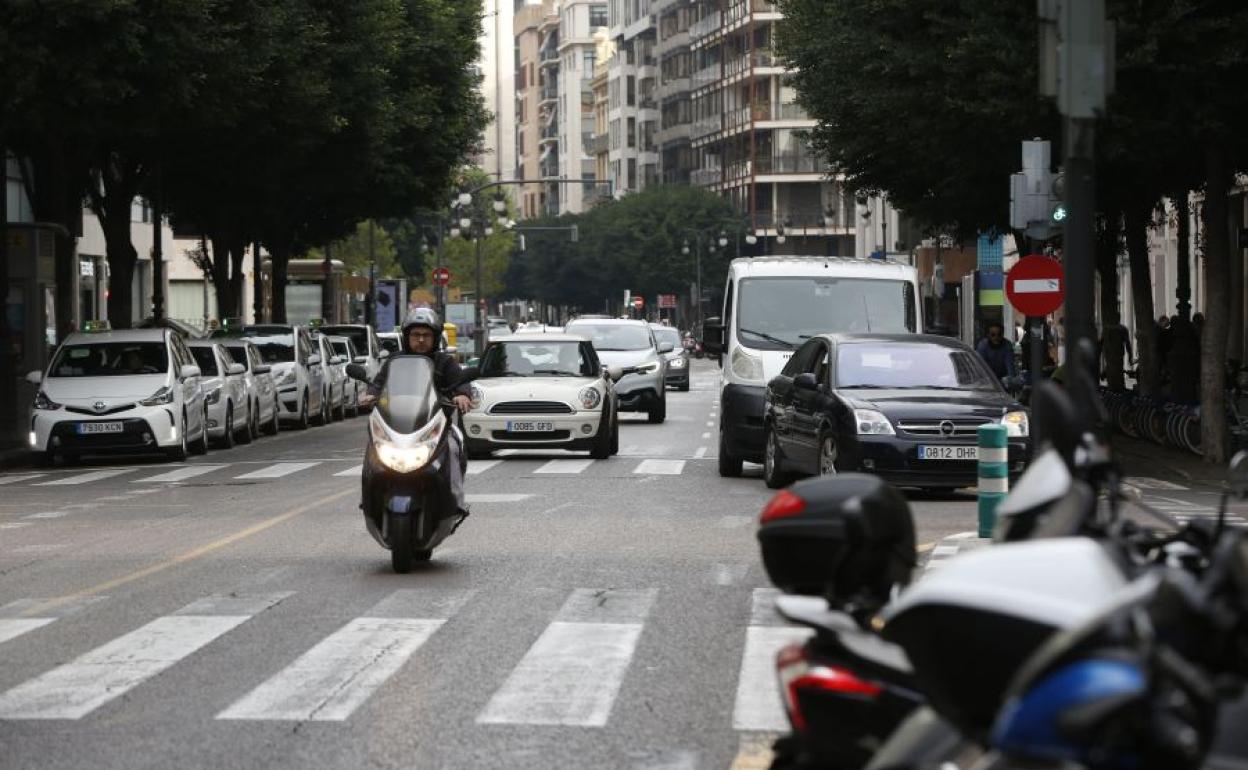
[463, 334, 622, 459]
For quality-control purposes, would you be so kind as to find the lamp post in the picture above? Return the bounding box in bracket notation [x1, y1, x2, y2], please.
[454, 191, 510, 356]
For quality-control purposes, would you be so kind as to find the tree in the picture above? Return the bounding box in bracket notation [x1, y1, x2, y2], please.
[308, 221, 399, 279]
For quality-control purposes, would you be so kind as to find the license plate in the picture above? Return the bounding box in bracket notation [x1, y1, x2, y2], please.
[77, 421, 124, 435]
[917, 445, 979, 461]
[506, 421, 554, 433]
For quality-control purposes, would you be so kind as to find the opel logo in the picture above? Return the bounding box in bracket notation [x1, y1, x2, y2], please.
[93, 401, 107, 413]
[939, 420, 956, 437]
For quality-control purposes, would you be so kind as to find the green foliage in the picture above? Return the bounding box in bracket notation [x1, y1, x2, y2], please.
[308, 221, 399, 279]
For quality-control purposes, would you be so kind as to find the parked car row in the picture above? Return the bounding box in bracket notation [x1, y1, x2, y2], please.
[25, 321, 388, 465]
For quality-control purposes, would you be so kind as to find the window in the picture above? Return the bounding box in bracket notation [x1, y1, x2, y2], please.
[590, 5, 608, 27]
[835, 344, 997, 390]
[564, 323, 651, 351]
[480, 340, 599, 377]
[584, 50, 596, 71]
[781, 339, 821, 377]
[736, 278, 917, 351]
[50, 342, 169, 377]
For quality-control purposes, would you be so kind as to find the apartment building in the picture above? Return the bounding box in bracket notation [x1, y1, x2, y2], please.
[590, 31, 614, 184]
[606, 0, 659, 194]
[688, 0, 855, 254]
[654, 0, 695, 184]
[554, 0, 608, 213]
[514, 1, 555, 219]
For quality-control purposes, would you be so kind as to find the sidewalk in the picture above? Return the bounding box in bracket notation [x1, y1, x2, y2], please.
[1110, 433, 1228, 489]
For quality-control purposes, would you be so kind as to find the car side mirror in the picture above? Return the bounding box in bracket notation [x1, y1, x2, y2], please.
[794, 372, 818, 391]
[253, 365, 271, 375]
[606, 365, 625, 382]
[307, 354, 322, 366]
[703, 318, 724, 356]
[180, 364, 201, 380]
[345, 363, 370, 382]
[658, 341, 675, 354]
[378, 349, 391, 360]
[227, 363, 246, 375]
[25, 370, 43, 385]
[353, 355, 369, 364]
[330, 355, 346, 365]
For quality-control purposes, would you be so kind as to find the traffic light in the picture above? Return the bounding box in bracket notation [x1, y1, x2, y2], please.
[1049, 172, 1066, 224]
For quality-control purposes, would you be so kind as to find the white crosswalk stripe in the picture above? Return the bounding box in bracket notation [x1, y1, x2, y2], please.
[35, 469, 134, 486]
[466, 459, 502, 476]
[333, 464, 363, 477]
[534, 459, 594, 474]
[134, 465, 226, 483]
[733, 588, 813, 731]
[233, 462, 319, 480]
[634, 459, 685, 475]
[0, 593, 288, 720]
[0, 474, 45, 485]
[0, 619, 56, 647]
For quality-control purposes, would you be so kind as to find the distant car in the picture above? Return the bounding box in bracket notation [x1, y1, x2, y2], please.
[762, 333, 1030, 490]
[563, 318, 671, 423]
[650, 324, 690, 391]
[463, 334, 620, 459]
[185, 340, 252, 448]
[26, 325, 210, 462]
[219, 340, 281, 436]
[318, 324, 386, 381]
[239, 324, 328, 429]
[313, 334, 348, 421]
[377, 332, 402, 357]
[327, 335, 364, 418]
[487, 316, 512, 333]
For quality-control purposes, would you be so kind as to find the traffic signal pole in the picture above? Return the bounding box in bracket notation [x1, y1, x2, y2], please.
[1063, 120, 1097, 390]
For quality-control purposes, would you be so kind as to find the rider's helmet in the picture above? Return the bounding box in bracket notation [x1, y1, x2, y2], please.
[401, 308, 442, 353]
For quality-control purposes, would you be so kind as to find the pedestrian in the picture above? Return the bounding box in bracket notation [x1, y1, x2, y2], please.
[976, 322, 1017, 385]
[1157, 315, 1174, 381]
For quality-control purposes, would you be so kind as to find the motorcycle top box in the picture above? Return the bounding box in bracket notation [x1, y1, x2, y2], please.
[880, 537, 1130, 738]
[758, 474, 916, 606]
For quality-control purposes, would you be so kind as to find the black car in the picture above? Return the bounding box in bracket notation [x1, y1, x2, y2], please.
[762, 333, 1030, 490]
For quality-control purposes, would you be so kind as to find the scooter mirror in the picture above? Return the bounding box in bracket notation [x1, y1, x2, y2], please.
[345, 363, 370, 382]
[1228, 450, 1248, 499]
[1031, 380, 1079, 464]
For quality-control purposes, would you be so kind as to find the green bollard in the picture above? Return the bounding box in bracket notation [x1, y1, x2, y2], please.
[977, 424, 1009, 538]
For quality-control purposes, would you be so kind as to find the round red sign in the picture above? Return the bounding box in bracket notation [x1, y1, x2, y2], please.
[1005, 255, 1065, 317]
[431, 267, 452, 286]
[632, 295, 644, 309]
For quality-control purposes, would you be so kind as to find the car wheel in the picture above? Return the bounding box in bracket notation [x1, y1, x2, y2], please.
[763, 426, 794, 489]
[334, 392, 346, 421]
[313, 389, 329, 426]
[219, 405, 235, 449]
[237, 403, 255, 444]
[191, 412, 209, 456]
[679, 380, 690, 392]
[610, 412, 620, 455]
[718, 430, 743, 477]
[266, 398, 281, 435]
[647, 395, 666, 424]
[166, 414, 190, 461]
[819, 436, 839, 476]
[590, 407, 612, 460]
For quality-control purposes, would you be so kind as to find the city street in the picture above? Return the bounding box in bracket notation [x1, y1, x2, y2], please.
[0, 360, 976, 770]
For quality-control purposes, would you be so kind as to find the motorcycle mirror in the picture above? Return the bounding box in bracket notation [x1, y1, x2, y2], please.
[1228, 450, 1248, 499]
[1031, 380, 1079, 463]
[606, 365, 625, 382]
[345, 363, 369, 382]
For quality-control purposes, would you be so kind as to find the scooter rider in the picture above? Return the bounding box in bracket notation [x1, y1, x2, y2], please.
[359, 308, 472, 516]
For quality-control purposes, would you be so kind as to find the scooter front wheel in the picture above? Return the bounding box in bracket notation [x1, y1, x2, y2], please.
[390, 514, 414, 573]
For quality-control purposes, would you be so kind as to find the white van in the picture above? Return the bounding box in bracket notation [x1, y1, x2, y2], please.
[704, 257, 921, 476]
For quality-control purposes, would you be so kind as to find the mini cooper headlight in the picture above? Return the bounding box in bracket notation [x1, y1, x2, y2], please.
[579, 387, 602, 410]
[470, 385, 484, 410]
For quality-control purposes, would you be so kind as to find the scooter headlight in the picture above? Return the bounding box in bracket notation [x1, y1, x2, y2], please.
[370, 409, 446, 473]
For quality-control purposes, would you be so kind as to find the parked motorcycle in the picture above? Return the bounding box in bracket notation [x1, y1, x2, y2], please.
[346, 357, 470, 573]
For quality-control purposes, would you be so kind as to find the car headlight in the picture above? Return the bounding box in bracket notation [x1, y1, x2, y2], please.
[33, 390, 62, 410]
[206, 387, 222, 405]
[1001, 410, 1029, 437]
[730, 347, 764, 383]
[470, 385, 484, 410]
[668, 357, 686, 369]
[370, 410, 445, 473]
[139, 386, 175, 406]
[275, 368, 297, 387]
[579, 387, 602, 409]
[854, 409, 895, 435]
[633, 361, 660, 375]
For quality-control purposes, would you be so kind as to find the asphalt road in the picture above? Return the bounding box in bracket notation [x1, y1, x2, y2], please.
[0, 360, 1029, 769]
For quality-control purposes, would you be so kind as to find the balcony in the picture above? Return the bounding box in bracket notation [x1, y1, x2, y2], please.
[590, 133, 610, 154]
[723, 106, 751, 131]
[540, 123, 559, 141]
[754, 154, 831, 174]
[776, 102, 810, 120]
[540, 159, 560, 179]
[692, 64, 720, 88]
[690, 114, 722, 139]
[690, 11, 721, 41]
[540, 82, 559, 103]
[691, 167, 722, 186]
[540, 48, 559, 65]
[639, 96, 658, 110]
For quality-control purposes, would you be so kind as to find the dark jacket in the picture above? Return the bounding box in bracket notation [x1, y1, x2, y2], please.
[367, 351, 472, 400]
[976, 338, 1017, 380]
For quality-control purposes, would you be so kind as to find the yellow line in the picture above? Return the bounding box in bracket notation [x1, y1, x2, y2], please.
[19, 488, 355, 618]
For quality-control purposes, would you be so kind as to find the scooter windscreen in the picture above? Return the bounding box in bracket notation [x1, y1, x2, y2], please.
[376, 356, 441, 434]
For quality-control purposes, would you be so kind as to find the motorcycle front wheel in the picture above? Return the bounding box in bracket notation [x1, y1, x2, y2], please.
[390, 514, 414, 573]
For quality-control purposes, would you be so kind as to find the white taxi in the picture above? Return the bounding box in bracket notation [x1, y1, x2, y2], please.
[463, 334, 622, 459]
[26, 324, 210, 463]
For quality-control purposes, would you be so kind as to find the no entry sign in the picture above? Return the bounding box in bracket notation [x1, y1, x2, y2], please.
[1005, 255, 1064, 317]
[633, 295, 645, 309]
[431, 267, 452, 286]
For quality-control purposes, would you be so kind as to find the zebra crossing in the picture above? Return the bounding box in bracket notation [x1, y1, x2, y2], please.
[0, 455, 708, 489]
[0, 586, 795, 731]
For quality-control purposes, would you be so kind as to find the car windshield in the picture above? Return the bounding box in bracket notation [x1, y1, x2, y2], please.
[480, 341, 595, 377]
[653, 328, 681, 348]
[188, 347, 220, 376]
[50, 342, 168, 377]
[245, 334, 295, 363]
[835, 344, 998, 390]
[321, 327, 369, 356]
[567, 323, 651, 351]
[737, 278, 916, 350]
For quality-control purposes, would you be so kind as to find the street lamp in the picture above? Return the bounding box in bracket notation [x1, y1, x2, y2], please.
[717, 231, 729, 249]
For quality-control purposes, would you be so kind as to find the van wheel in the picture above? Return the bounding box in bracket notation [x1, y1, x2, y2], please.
[718, 430, 743, 477]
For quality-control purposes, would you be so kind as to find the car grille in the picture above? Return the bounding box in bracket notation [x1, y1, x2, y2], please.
[489, 401, 574, 415]
[66, 403, 137, 416]
[490, 430, 572, 441]
[50, 419, 156, 450]
[897, 419, 992, 437]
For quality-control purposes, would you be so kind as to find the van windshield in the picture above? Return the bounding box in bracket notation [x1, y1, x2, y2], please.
[736, 277, 915, 350]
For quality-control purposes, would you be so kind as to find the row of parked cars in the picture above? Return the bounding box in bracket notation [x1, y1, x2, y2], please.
[25, 321, 390, 465]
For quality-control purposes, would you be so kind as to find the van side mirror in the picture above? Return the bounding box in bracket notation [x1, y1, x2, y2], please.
[378, 349, 391, 360]
[345, 363, 369, 382]
[703, 318, 724, 356]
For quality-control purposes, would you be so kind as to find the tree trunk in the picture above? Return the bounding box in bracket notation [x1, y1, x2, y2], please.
[209, 234, 236, 323]
[270, 243, 290, 323]
[1201, 145, 1231, 463]
[1125, 203, 1160, 396]
[1169, 195, 1201, 403]
[1097, 213, 1125, 391]
[91, 154, 145, 329]
[228, 238, 247, 323]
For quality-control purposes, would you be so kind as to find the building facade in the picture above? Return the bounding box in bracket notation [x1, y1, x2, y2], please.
[478, 0, 518, 185]
[590, 31, 614, 185]
[606, 0, 660, 195]
[513, 1, 554, 219]
[654, 0, 695, 185]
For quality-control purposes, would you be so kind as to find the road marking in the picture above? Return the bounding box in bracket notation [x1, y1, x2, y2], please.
[0, 619, 55, 647]
[0, 523, 31, 530]
[477, 621, 643, 726]
[534, 459, 594, 474]
[634, 459, 685, 475]
[466, 460, 501, 476]
[0, 474, 45, 485]
[694, 446, 708, 459]
[555, 588, 657, 624]
[22, 511, 68, 520]
[15, 488, 355, 619]
[35, 469, 135, 486]
[701, 432, 711, 439]
[1123, 476, 1187, 490]
[706, 421, 715, 427]
[133, 465, 226, 483]
[749, 588, 785, 626]
[732, 626, 813, 731]
[218, 618, 445, 722]
[332, 464, 363, 477]
[234, 462, 319, 480]
[466, 493, 533, 504]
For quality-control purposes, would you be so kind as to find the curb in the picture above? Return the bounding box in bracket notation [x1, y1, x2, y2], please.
[921, 531, 990, 573]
